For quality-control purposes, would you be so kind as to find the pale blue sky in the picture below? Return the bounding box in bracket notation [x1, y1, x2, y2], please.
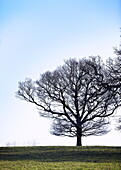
[0, 0, 121, 146]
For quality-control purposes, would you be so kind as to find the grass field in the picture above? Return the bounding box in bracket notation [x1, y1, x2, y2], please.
[0, 146, 121, 170]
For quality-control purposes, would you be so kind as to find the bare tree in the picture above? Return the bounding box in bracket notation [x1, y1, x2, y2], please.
[108, 47, 121, 131]
[16, 56, 121, 146]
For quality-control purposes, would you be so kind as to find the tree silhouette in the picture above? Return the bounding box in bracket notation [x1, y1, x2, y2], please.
[109, 47, 121, 131]
[16, 56, 121, 146]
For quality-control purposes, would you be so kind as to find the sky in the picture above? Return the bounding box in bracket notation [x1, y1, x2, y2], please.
[0, 0, 121, 146]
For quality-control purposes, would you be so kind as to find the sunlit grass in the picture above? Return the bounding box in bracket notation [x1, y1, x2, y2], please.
[0, 161, 121, 170]
[0, 146, 121, 169]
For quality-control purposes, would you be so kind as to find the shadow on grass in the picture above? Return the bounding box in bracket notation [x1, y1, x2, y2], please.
[0, 146, 121, 163]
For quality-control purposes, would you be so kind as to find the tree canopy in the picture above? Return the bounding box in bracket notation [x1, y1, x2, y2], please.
[16, 55, 121, 146]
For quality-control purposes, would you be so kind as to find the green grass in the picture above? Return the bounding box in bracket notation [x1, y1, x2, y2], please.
[0, 146, 121, 169]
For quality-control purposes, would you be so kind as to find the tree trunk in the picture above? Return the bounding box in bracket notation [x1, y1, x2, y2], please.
[77, 134, 82, 146]
[76, 126, 82, 146]
[76, 114, 82, 146]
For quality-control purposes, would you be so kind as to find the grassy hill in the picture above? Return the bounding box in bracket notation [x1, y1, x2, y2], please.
[0, 146, 121, 169]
